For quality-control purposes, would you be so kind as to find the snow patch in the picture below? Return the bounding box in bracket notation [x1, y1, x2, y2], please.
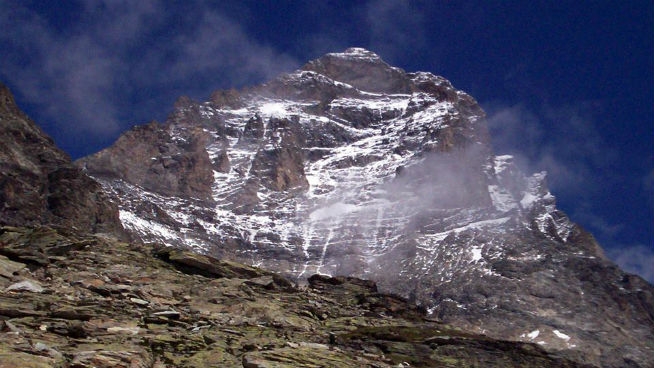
[488, 185, 517, 212]
[553, 330, 571, 341]
[119, 210, 180, 246]
[456, 217, 511, 233]
[259, 102, 287, 118]
[493, 155, 514, 174]
[520, 192, 538, 209]
[309, 202, 358, 221]
[470, 245, 483, 262]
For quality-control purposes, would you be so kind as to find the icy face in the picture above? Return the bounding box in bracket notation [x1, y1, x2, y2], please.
[90, 45, 582, 328]
[103, 52, 577, 283]
[109, 85, 579, 306]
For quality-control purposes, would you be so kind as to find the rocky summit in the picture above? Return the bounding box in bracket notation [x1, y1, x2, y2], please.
[1, 48, 652, 367]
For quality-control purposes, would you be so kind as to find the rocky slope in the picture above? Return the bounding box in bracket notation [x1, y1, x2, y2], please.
[0, 225, 593, 367]
[0, 83, 123, 236]
[77, 48, 654, 367]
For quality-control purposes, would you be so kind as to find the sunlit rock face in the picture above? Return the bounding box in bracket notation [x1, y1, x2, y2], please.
[78, 48, 654, 367]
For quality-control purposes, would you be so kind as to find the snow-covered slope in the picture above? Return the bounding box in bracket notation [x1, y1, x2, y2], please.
[79, 48, 654, 367]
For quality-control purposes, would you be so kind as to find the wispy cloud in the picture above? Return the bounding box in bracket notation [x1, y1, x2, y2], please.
[572, 210, 625, 240]
[483, 101, 654, 282]
[0, 1, 298, 156]
[485, 102, 616, 198]
[165, 10, 298, 89]
[607, 245, 654, 284]
[363, 0, 426, 65]
[0, 1, 154, 136]
[292, 0, 425, 64]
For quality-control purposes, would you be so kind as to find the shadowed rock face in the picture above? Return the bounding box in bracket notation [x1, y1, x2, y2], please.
[0, 83, 124, 236]
[64, 49, 654, 367]
[0, 226, 594, 368]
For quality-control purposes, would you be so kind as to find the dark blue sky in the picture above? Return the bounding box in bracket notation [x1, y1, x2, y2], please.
[1, 1, 652, 282]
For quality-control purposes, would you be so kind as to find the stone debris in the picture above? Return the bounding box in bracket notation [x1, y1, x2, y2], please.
[0, 226, 592, 367]
[0, 255, 25, 278]
[5, 280, 44, 293]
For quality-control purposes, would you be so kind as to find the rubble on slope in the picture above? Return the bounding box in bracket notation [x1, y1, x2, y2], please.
[0, 226, 590, 367]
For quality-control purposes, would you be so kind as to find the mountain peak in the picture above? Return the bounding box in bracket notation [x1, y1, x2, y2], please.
[329, 47, 383, 61]
[301, 47, 410, 93]
[76, 50, 654, 367]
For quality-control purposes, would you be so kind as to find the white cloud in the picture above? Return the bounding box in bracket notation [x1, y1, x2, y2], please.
[165, 10, 298, 87]
[0, 1, 298, 153]
[484, 101, 654, 283]
[485, 102, 616, 198]
[572, 209, 625, 240]
[607, 245, 654, 284]
[0, 1, 158, 136]
[363, 0, 426, 64]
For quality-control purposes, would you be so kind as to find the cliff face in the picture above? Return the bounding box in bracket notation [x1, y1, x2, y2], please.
[38, 48, 651, 367]
[79, 121, 215, 201]
[0, 84, 124, 236]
